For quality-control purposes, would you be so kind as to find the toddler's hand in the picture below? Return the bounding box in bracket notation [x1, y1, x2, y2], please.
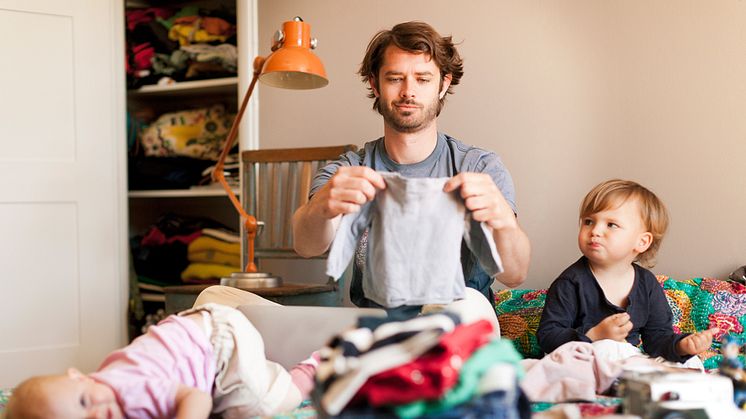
[587, 313, 632, 342]
[676, 328, 719, 356]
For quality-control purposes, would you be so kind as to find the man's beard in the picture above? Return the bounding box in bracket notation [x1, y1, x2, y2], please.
[380, 97, 440, 134]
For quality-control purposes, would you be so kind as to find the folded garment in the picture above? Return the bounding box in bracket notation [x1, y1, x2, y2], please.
[315, 313, 460, 416]
[202, 227, 240, 243]
[355, 319, 494, 406]
[188, 235, 240, 256]
[188, 249, 240, 267]
[181, 262, 238, 282]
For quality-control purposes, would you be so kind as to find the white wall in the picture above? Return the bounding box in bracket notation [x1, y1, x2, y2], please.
[258, 1, 746, 289]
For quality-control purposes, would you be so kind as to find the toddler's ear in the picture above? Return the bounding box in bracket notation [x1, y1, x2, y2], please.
[635, 232, 653, 253]
[67, 367, 85, 380]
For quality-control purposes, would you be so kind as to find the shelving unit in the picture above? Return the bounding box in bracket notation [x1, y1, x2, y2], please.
[128, 187, 240, 198]
[125, 0, 246, 338]
[128, 77, 238, 96]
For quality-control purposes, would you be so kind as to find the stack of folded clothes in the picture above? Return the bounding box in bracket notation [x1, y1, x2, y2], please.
[313, 312, 531, 418]
[131, 214, 238, 286]
[180, 227, 241, 284]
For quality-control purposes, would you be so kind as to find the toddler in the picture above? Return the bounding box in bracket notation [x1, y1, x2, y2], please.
[537, 179, 717, 364]
[5, 303, 318, 419]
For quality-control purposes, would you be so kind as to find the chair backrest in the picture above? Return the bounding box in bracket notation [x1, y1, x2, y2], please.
[241, 145, 357, 261]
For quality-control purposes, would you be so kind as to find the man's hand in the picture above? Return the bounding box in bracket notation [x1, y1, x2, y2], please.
[293, 166, 385, 257]
[312, 166, 386, 219]
[587, 313, 633, 342]
[443, 173, 516, 230]
[676, 328, 719, 356]
[443, 172, 530, 287]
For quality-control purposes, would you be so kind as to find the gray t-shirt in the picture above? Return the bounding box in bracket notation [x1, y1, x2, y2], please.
[310, 132, 517, 308]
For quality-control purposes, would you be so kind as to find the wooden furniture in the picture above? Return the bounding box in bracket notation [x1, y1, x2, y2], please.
[163, 283, 341, 313]
[243, 145, 357, 260]
[162, 145, 359, 313]
[239, 145, 357, 303]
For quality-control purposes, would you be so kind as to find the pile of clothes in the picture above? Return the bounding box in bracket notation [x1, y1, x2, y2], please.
[131, 213, 240, 287]
[126, 5, 237, 88]
[181, 229, 241, 284]
[312, 312, 531, 418]
[127, 105, 238, 190]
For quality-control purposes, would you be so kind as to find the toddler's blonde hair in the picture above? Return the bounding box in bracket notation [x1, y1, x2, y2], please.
[580, 179, 669, 267]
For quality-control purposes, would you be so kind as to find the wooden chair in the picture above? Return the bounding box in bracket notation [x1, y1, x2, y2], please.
[239, 145, 358, 305]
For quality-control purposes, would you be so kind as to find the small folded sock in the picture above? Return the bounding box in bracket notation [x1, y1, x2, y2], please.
[289, 351, 320, 399]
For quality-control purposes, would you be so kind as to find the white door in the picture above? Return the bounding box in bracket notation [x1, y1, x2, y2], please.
[0, 0, 126, 387]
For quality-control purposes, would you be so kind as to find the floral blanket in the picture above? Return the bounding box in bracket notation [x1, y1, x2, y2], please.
[494, 276, 746, 370]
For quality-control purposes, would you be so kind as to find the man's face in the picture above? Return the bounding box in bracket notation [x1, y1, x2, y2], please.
[371, 46, 451, 134]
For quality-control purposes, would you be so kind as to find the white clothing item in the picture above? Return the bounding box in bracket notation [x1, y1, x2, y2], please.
[427, 287, 501, 337]
[592, 339, 705, 371]
[591, 339, 644, 362]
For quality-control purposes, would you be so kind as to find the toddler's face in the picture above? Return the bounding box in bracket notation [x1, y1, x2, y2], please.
[578, 198, 652, 268]
[38, 369, 123, 419]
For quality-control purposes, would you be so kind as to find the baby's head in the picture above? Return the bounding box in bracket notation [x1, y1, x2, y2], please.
[5, 369, 122, 419]
[579, 179, 668, 267]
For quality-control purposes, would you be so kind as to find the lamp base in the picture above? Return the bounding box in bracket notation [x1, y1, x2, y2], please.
[220, 272, 283, 289]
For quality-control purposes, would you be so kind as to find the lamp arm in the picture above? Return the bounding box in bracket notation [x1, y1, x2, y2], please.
[212, 61, 263, 273]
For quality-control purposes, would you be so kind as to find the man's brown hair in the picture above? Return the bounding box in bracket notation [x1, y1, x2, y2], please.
[580, 179, 669, 267]
[358, 21, 464, 115]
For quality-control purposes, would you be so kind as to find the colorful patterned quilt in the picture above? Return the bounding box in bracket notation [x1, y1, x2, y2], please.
[495, 276, 746, 370]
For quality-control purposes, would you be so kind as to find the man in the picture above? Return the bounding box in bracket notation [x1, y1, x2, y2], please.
[292, 21, 530, 317]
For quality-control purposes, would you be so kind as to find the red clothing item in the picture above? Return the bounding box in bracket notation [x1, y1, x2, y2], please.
[354, 319, 493, 406]
[141, 226, 201, 246]
[126, 8, 173, 31]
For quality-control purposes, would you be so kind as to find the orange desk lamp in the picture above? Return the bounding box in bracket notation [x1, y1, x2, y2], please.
[212, 17, 327, 274]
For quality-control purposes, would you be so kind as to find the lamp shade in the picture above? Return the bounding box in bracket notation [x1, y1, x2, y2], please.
[259, 18, 328, 89]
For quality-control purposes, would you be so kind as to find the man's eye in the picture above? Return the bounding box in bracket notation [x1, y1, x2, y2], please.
[388, 78, 402, 83]
[418, 78, 430, 83]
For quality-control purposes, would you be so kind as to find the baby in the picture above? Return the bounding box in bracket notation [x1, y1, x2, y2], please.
[5, 303, 317, 419]
[537, 179, 717, 364]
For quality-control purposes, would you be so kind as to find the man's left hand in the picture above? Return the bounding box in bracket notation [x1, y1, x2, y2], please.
[443, 173, 516, 231]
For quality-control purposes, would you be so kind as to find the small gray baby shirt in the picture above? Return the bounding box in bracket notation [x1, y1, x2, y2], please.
[326, 172, 503, 308]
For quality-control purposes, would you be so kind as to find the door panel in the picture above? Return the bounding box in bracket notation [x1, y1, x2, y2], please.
[0, 0, 126, 387]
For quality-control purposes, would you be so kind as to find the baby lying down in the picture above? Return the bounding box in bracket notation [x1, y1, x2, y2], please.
[5, 303, 318, 419]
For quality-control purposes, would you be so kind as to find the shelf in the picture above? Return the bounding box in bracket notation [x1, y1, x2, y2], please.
[128, 188, 240, 198]
[127, 77, 238, 97]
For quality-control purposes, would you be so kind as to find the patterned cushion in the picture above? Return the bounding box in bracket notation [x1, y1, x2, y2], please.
[494, 289, 547, 359]
[494, 276, 746, 370]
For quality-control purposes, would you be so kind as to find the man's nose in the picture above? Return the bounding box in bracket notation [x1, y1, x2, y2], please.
[400, 79, 415, 98]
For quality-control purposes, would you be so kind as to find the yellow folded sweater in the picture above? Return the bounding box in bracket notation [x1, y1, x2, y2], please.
[181, 263, 238, 282]
[188, 236, 240, 256]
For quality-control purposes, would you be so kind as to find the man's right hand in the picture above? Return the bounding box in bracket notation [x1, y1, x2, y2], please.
[311, 166, 386, 219]
[586, 312, 633, 342]
[293, 167, 385, 257]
